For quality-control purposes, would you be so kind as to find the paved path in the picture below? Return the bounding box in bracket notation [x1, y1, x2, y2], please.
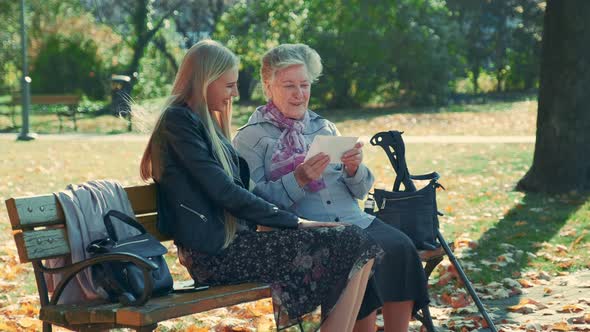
[0, 133, 536, 143]
[414, 269, 590, 331]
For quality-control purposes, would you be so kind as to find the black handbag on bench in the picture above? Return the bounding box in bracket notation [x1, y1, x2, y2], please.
[370, 131, 443, 250]
[87, 210, 174, 305]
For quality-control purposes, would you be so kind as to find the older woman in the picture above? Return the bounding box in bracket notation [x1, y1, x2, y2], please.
[234, 44, 429, 332]
[139, 40, 382, 332]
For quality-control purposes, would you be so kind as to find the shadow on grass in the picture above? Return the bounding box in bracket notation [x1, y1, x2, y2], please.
[470, 191, 588, 283]
[465, 191, 589, 321]
[0, 126, 18, 133]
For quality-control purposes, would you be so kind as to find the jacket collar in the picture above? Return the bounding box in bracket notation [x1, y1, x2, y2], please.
[238, 105, 324, 134]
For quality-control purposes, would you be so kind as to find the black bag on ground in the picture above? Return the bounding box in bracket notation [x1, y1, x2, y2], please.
[369, 131, 442, 250]
[87, 210, 173, 305]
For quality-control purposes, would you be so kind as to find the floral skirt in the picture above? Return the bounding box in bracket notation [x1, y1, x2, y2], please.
[178, 225, 383, 331]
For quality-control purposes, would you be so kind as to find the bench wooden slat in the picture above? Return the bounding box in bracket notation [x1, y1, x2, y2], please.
[39, 300, 118, 326]
[7, 185, 157, 230]
[418, 246, 447, 261]
[136, 213, 171, 242]
[126, 184, 157, 215]
[15, 228, 70, 262]
[64, 302, 120, 326]
[7, 195, 64, 230]
[40, 283, 271, 328]
[117, 283, 271, 326]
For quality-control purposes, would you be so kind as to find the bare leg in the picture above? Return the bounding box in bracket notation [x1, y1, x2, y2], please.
[353, 310, 377, 332]
[382, 300, 413, 332]
[346, 262, 374, 331]
[322, 259, 374, 332]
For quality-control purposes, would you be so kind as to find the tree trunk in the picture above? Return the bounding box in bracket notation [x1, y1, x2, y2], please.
[472, 64, 480, 94]
[153, 35, 179, 73]
[237, 68, 254, 102]
[517, 0, 590, 193]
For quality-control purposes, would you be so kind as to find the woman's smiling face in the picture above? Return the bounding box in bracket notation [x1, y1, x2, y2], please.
[206, 67, 239, 113]
[266, 64, 311, 120]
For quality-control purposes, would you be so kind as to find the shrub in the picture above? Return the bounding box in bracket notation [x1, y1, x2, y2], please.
[31, 35, 108, 100]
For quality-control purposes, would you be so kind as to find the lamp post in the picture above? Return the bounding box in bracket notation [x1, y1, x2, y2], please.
[17, 0, 36, 141]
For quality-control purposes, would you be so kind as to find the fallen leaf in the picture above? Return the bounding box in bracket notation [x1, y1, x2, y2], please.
[497, 254, 515, 264]
[451, 305, 480, 315]
[507, 303, 536, 314]
[186, 327, 209, 332]
[507, 298, 548, 313]
[539, 271, 552, 281]
[17, 317, 39, 329]
[557, 262, 574, 270]
[552, 321, 572, 331]
[555, 244, 568, 253]
[518, 279, 535, 288]
[570, 234, 586, 251]
[441, 292, 471, 308]
[557, 304, 585, 313]
[571, 313, 590, 324]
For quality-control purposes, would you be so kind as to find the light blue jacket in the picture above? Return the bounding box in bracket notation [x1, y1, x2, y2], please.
[233, 107, 376, 229]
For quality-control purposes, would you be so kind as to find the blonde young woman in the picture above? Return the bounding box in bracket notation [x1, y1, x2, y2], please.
[233, 44, 430, 332]
[139, 40, 382, 332]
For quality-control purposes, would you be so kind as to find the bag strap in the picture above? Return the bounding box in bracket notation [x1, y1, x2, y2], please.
[411, 172, 440, 181]
[103, 210, 146, 242]
[370, 131, 416, 192]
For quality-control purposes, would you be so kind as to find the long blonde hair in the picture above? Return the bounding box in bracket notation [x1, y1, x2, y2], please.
[140, 40, 239, 248]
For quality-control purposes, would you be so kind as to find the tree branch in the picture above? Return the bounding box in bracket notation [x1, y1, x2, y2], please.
[146, 1, 182, 42]
[153, 35, 179, 72]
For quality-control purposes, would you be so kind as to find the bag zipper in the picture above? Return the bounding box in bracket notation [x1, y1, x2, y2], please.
[381, 195, 423, 209]
[180, 203, 208, 222]
[113, 238, 149, 248]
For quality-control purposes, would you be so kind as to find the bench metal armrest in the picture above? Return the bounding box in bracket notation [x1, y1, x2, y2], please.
[38, 253, 157, 306]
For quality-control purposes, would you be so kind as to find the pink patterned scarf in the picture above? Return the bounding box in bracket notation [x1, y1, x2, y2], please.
[261, 100, 326, 192]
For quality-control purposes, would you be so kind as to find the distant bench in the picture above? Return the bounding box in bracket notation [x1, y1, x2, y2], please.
[6, 94, 81, 132]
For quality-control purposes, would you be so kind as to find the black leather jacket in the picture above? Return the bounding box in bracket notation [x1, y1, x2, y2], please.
[154, 105, 299, 254]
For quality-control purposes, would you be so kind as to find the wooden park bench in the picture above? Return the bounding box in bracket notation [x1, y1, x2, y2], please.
[11, 94, 81, 132]
[5, 184, 271, 332]
[5, 183, 450, 331]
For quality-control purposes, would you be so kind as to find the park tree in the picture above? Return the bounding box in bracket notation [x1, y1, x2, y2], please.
[216, 0, 459, 107]
[504, 0, 544, 91]
[517, 0, 590, 193]
[215, 0, 307, 102]
[85, 0, 181, 81]
[0, 1, 21, 92]
[0, 0, 117, 97]
[173, 0, 235, 49]
[86, 0, 234, 94]
[447, 0, 544, 93]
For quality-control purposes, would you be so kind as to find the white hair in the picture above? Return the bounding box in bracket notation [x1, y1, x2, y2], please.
[260, 43, 322, 97]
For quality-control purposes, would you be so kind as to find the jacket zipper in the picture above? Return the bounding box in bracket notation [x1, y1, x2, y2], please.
[113, 238, 149, 248]
[180, 203, 208, 222]
[381, 195, 423, 209]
